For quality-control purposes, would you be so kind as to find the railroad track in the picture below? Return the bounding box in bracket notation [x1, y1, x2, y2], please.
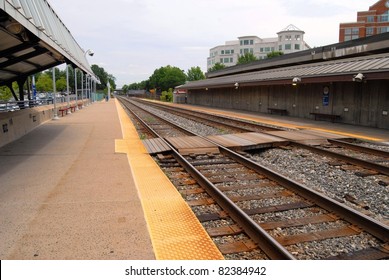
[133, 97, 285, 133]
[117, 97, 389, 260]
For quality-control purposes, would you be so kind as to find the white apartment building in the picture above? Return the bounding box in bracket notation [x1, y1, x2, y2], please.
[207, 24, 310, 70]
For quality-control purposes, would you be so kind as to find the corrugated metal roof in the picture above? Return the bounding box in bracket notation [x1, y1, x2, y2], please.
[0, 0, 95, 86]
[179, 53, 389, 89]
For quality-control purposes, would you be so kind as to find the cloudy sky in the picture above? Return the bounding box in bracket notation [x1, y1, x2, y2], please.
[49, 0, 371, 87]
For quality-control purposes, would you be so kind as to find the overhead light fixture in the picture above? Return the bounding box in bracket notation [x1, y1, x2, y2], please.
[292, 77, 301, 86]
[84, 49, 94, 56]
[6, 20, 23, 35]
[353, 73, 365, 82]
[234, 82, 239, 89]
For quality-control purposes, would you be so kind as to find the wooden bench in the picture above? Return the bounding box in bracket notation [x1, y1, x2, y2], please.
[58, 108, 69, 117]
[77, 103, 83, 109]
[310, 112, 341, 123]
[268, 108, 288, 115]
[69, 105, 76, 113]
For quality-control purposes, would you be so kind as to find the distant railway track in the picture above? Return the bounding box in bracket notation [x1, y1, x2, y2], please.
[117, 96, 389, 260]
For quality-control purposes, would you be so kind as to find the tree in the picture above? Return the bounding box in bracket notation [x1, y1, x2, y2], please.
[267, 51, 284, 59]
[36, 73, 53, 92]
[237, 52, 258, 64]
[56, 77, 67, 92]
[187, 66, 205, 81]
[149, 65, 186, 92]
[0, 86, 12, 101]
[91, 64, 107, 89]
[121, 84, 129, 94]
[208, 62, 226, 72]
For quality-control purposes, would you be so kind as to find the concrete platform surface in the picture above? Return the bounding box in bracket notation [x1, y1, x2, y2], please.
[0, 100, 155, 260]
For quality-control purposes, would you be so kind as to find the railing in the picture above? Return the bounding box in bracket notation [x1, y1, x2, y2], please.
[0, 96, 81, 113]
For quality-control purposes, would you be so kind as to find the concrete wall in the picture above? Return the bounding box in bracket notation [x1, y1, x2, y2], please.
[0, 101, 86, 148]
[187, 80, 389, 129]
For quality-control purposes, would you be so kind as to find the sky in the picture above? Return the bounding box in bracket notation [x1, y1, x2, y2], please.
[49, 0, 373, 87]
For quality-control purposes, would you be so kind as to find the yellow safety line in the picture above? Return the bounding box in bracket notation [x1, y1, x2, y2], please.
[114, 99, 224, 260]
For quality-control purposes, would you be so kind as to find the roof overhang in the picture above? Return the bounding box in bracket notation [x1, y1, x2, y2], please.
[0, 0, 96, 86]
[178, 53, 389, 90]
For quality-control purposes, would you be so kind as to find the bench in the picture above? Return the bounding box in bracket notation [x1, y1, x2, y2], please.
[77, 103, 83, 109]
[69, 105, 76, 113]
[268, 108, 288, 115]
[58, 108, 69, 117]
[310, 112, 341, 123]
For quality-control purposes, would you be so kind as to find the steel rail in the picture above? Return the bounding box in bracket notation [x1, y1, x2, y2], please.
[133, 98, 282, 132]
[118, 97, 389, 257]
[119, 97, 196, 137]
[292, 142, 389, 176]
[328, 139, 389, 158]
[216, 146, 389, 243]
[118, 97, 295, 259]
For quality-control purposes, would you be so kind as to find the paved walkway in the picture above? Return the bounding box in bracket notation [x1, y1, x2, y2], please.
[0, 100, 155, 259]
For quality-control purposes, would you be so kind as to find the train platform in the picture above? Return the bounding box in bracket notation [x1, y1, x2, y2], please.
[0, 99, 222, 260]
[168, 102, 389, 143]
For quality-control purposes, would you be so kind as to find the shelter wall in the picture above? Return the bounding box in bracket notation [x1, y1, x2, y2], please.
[187, 81, 389, 129]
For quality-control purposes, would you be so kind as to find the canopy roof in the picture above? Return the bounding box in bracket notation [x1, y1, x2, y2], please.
[0, 0, 95, 86]
[178, 52, 389, 90]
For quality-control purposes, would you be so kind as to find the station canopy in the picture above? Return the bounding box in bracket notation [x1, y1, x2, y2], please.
[0, 0, 96, 87]
[179, 52, 389, 90]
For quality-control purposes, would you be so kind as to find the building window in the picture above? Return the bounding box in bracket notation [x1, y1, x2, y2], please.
[265, 47, 271, 52]
[285, 44, 291, 50]
[279, 45, 283, 51]
[285, 35, 292, 40]
[295, 35, 301, 40]
[240, 39, 253, 46]
[378, 26, 389, 33]
[367, 16, 374, 22]
[240, 48, 253, 54]
[366, 27, 374, 36]
[230, 58, 233, 63]
[344, 28, 359, 41]
[221, 50, 224, 55]
[295, 44, 300, 50]
[220, 58, 223, 63]
[352, 28, 359, 35]
[379, 11, 389, 22]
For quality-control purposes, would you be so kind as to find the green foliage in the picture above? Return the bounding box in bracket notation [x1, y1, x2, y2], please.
[267, 51, 284, 58]
[208, 62, 226, 72]
[149, 65, 186, 92]
[160, 88, 173, 102]
[56, 77, 67, 92]
[91, 64, 117, 91]
[237, 52, 258, 64]
[186, 66, 205, 81]
[36, 73, 53, 92]
[0, 86, 12, 101]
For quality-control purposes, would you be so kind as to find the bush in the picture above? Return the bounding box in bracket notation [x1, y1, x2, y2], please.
[160, 88, 173, 102]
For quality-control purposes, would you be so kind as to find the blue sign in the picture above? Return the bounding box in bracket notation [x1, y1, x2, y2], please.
[323, 86, 329, 106]
[32, 84, 37, 99]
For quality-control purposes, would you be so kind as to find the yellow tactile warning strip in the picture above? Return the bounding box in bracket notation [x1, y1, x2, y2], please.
[114, 99, 224, 260]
